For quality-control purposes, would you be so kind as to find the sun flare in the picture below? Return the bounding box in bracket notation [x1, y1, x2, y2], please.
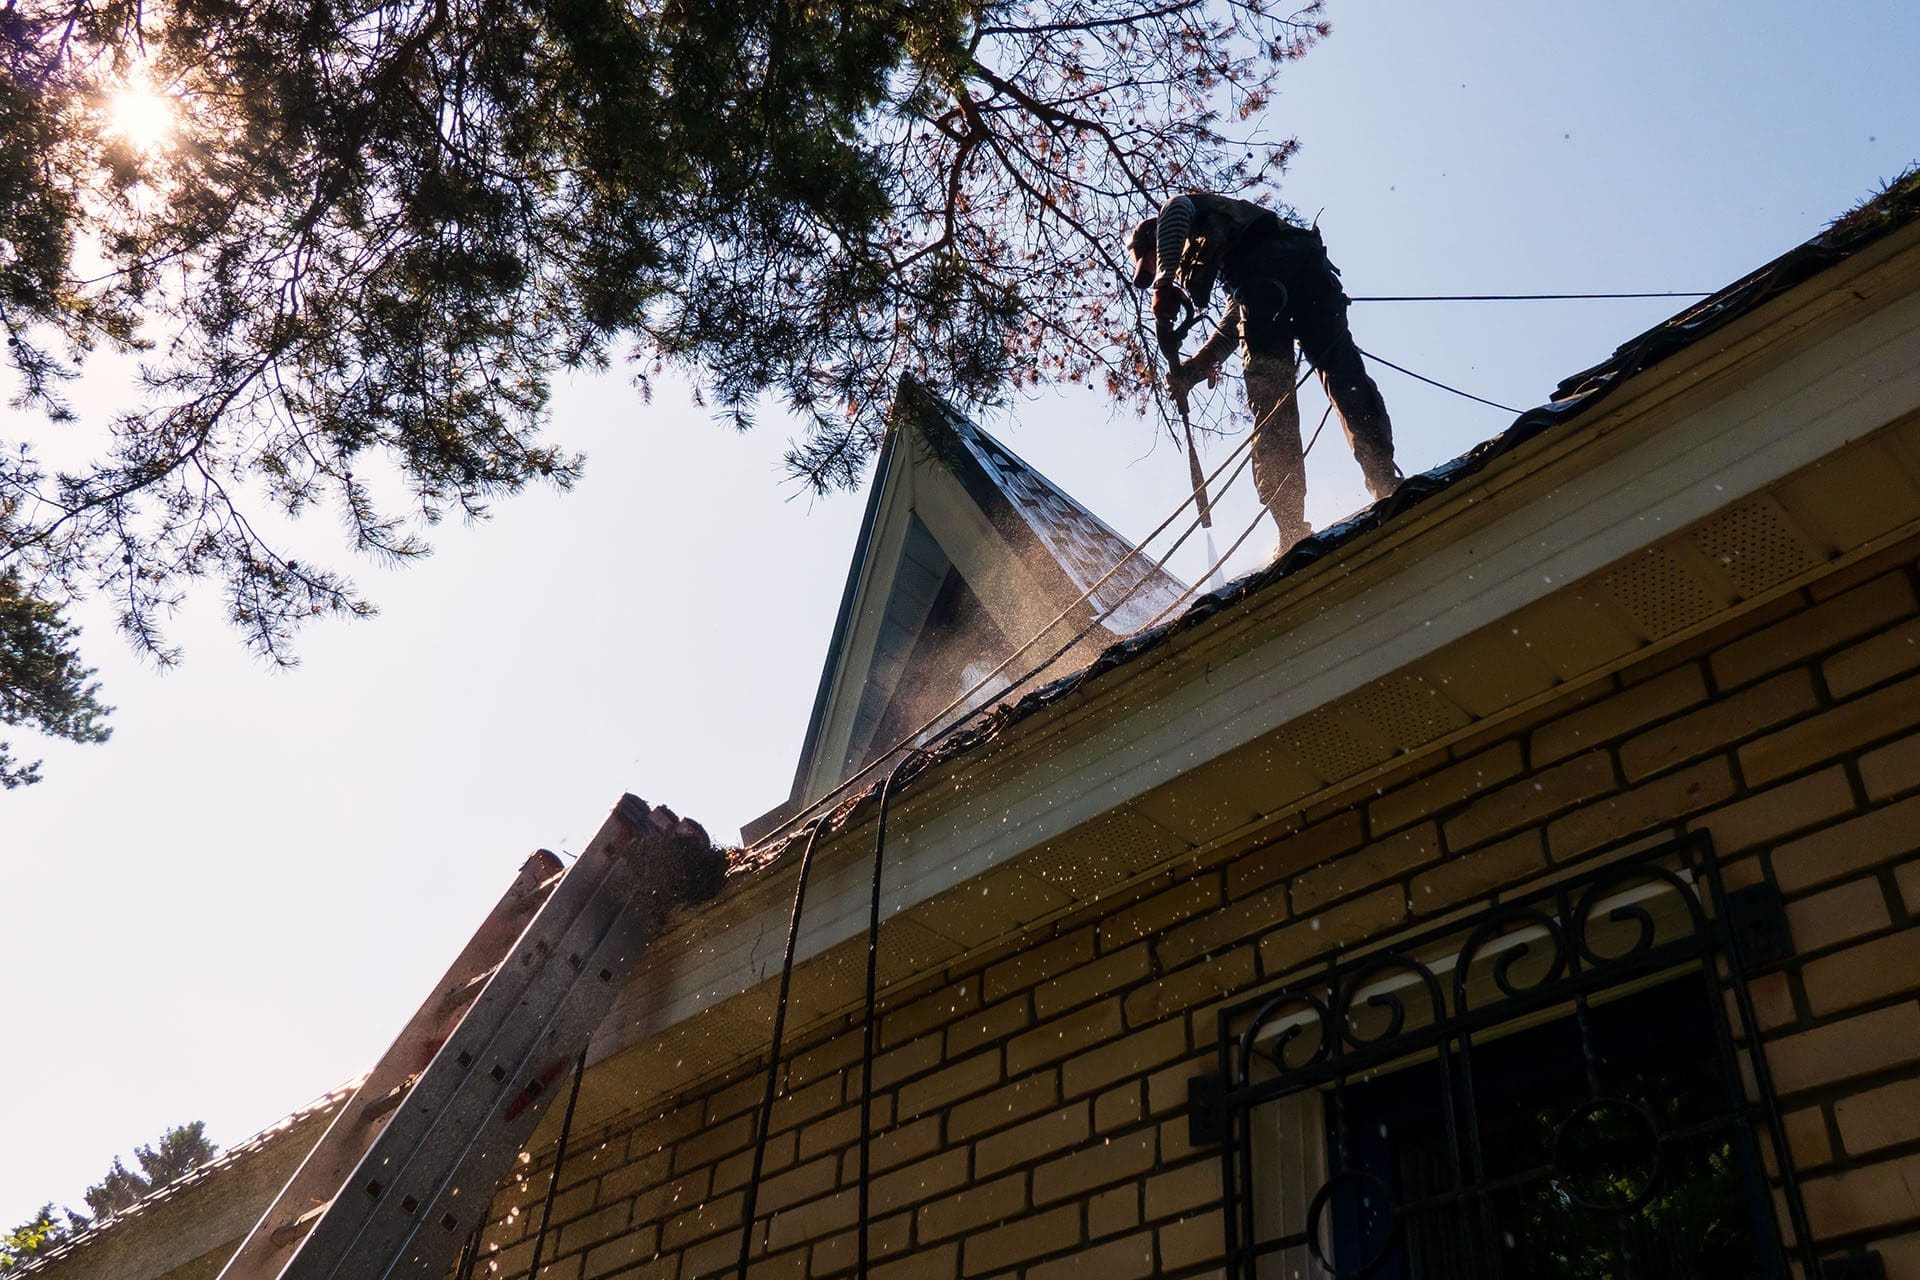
[106, 76, 176, 152]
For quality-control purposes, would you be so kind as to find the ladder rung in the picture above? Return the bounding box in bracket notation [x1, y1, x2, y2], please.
[436, 966, 499, 1017]
[358, 1075, 418, 1125]
[270, 1202, 331, 1248]
[214, 849, 571, 1280]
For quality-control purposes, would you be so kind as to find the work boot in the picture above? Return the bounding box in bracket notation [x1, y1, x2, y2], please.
[1272, 518, 1313, 557]
[1362, 462, 1403, 503]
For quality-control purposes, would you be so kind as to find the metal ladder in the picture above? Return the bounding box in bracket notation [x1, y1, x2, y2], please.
[218, 794, 721, 1280]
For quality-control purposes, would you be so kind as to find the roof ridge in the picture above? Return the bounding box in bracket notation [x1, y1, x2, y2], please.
[893, 379, 1187, 615]
[749, 169, 1920, 857]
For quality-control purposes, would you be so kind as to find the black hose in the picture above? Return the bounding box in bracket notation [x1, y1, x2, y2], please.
[453, 1222, 485, 1280]
[525, 1047, 589, 1280]
[857, 753, 921, 1278]
[733, 819, 829, 1277]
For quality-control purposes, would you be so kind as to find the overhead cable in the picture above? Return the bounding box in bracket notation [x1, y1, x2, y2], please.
[1351, 290, 1712, 302]
[1358, 347, 1522, 415]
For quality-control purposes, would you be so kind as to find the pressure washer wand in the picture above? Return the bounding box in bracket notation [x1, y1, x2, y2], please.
[1176, 395, 1227, 592]
[1163, 310, 1227, 593]
[1152, 312, 1228, 594]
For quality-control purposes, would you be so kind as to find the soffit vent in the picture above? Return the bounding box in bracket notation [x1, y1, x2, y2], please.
[612, 997, 774, 1100]
[1285, 706, 1395, 784]
[1601, 546, 1721, 639]
[1028, 808, 1188, 899]
[1689, 498, 1822, 598]
[1348, 672, 1473, 751]
[680, 992, 780, 1064]
[786, 919, 962, 1019]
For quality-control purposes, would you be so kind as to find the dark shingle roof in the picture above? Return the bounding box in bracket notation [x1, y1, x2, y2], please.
[741, 168, 1920, 865]
[901, 379, 1188, 631]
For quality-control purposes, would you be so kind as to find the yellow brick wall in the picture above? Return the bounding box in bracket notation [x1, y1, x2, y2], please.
[477, 541, 1920, 1280]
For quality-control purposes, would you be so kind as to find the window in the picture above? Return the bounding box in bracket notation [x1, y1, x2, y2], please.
[1202, 835, 1813, 1279]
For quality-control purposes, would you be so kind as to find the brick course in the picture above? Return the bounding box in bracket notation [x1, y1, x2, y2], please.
[478, 552, 1920, 1280]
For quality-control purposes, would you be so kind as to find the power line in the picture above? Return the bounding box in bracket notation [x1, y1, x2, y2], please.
[1359, 347, 1522, 415]
[748, 341, 1540, 852]
[1351, 290, 1712, 302]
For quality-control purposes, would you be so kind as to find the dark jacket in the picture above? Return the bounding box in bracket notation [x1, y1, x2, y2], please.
[1153, 192, 1292, 311]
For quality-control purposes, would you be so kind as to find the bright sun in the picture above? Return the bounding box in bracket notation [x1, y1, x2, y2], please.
[107, 77, 176, 152]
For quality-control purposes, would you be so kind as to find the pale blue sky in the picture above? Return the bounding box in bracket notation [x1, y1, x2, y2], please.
[3, 0, 1915, 1230]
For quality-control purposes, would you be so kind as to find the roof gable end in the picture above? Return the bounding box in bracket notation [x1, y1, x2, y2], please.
[741, 378, 1185, 842]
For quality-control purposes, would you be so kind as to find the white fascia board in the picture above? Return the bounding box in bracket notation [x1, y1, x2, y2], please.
[801, 443, 919, 803]
[915, 290, 1920, 870]
[626, 286, 1920, 1044]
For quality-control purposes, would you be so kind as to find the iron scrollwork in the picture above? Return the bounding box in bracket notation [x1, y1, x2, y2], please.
[1209, 832, 1816, 1280]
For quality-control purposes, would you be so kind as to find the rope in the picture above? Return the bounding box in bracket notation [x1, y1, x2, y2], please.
[1302, 397, 1336, 459]
[1134, 498, 1275, 634]
[733, 819, 829, 1278]
[1117, 393, 1331, 634]
[1357, 347, 1522, 415]
[524, 1048, 589, 1280]
[749, 372, 1307, 850]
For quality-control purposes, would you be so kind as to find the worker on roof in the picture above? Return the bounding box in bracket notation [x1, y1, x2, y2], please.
[1129, 194, 1401, 548]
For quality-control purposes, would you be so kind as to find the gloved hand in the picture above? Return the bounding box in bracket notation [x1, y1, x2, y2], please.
[1151, 279, 1190, 325]
[1159, 358, 1221, 412]
[1167, 360, 1219, 414]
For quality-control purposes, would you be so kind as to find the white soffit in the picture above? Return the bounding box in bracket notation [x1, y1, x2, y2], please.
[616, 272, 1920, 1050]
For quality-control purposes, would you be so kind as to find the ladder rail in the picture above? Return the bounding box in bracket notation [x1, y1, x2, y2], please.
[217, 850, 565, 1280]
[300, 834, 652, 1276]
[344, 889, 657, 1276]
[289, 842, 633, 1236]
[227, 794, 720, 1280]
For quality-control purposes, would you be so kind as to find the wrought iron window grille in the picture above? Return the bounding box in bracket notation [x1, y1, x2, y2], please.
[1201, 831, 1816, 1279]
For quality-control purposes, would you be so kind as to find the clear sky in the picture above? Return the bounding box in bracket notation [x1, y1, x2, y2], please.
[3, 0, 1916, 1232]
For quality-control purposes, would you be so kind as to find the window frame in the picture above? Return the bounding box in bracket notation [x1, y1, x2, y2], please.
[1201, 831, 1814, 1280]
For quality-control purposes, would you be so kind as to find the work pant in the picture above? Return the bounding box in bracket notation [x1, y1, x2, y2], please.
[1227, 230, 1400, 526]
[1243, 347, 1309, 549]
